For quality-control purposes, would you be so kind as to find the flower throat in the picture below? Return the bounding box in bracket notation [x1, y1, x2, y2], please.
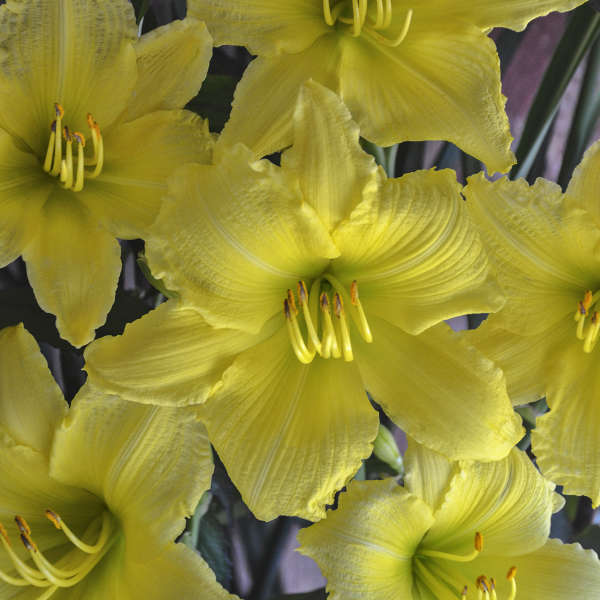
[283, 275, 373, 364]
[322, 0, 413, 47]
[43, 103, 105, 192]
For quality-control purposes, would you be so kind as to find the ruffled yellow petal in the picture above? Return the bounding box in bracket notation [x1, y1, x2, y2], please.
[297, 479, 434, 600]
[332, 168, 504, 336]
[200, 326, 379, 521]
[425, 449, 556, 558]
[281, 81, 379, 231]
[0, 325, 66, 455]
[0, 129, 52, 267]
[467, 319, 570, 406]
[124, 19, 213, 123]
[22, 193, 121, 348]
[532, 340, 600, 506]
[148, 145, 339, 334]
[465, 173, 600, 335]
[565, 139, 600, 224]
[354, 318, 523, 461]
[337, 24, 514, 173]
[81, 110, 214, 239]
[49, 385, 212, 551]
[0, 0, 137, 155]
[216, 35, 341, 160]
[84, 301, 262, 407]
[187, 0, 328, 55]
[465, 540, 600, 600]
[435, 0, 588, 32]
[404, 439, 457, 514]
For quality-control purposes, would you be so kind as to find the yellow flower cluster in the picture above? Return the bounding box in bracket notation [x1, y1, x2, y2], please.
[0, 0, 599, 597]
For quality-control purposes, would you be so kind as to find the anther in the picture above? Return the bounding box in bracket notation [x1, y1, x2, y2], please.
[15, 516, 31, 536]
[45, 510, 61, 530]
[474, 531, 483, 552]
[507, 567, 517, 600]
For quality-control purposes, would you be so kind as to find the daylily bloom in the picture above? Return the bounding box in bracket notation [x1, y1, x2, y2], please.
[0, 0, 215, 347]
[188, 0, 585, 173]
[0, 324, 234, 600]
[464, 140, 600, 507]
[85, 81, 522, 521]
[298, 440, 600, 599]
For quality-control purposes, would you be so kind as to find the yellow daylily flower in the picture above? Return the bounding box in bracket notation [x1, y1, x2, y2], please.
[0, 0, 215, 347]
[0, 324, 234, 600]
[298, 440, 600, 600]
[188, 0, 585, 173]
[85, 81, 522, 522]
[464, 140, 600, 507]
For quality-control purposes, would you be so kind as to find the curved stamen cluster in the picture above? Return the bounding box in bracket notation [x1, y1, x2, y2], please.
[43, 103, 105, 192]
[322, 0, 412, 46]
[0, 509, 116, 598]
[461, 567, 518, 600]
[283, 277, 372, 364]
[574, 290, 600, 353]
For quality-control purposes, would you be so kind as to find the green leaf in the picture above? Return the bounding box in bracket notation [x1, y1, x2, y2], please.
[510, 5, 600, 181]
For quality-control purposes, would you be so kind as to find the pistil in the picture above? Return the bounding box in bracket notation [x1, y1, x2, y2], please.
[420, 532, 483, 562]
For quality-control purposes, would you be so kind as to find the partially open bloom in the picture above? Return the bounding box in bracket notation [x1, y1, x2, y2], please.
[85, 81, 522, 521]
[464, 140, 600, 506]
[298, 441, 600, 599]
[188, 0, 584, 173]
[0, 0, 214, 347]
[0, 324, 233, 599]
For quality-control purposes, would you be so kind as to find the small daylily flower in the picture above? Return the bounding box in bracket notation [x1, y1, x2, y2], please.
[85, 82, 522, 521]
[0, 0, 215, 347]
[0, 324, 233, 600]
[188, 0, 585, 173]
[464, 140, 600, 507]
[298, 440, 600, 599]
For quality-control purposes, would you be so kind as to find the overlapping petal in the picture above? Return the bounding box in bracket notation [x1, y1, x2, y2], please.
[22, 193, 121, 348]
[187, 0, 328, 55]
[281, 81, 379, 231]
[332, 168, 503, 335]
[354, 318, 523, 461]
[124, 18, 213, 123]
[337, 25, 514, 173]
[565, 139, 600, 225]
[0, 0, 138, 155]
[81, 110, 214, 239]
[297, 479, 433, 600]
[200, 327, 379, 521]
[147, 145, 339, 334]
[84, 301, 263, 407]
[465, 173, 600, 335]
[216, 35, 342, 160]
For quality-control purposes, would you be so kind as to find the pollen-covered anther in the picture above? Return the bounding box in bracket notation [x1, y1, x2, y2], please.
[461, 569, 517, 600]
[42, 105, 104, 191]
[322, 0, 412, 46]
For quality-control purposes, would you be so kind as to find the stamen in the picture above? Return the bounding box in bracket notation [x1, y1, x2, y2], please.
[507, 567, 517, 600]
[15, 516, 31, 536]
[364, 8, 412, 47]
[0, 525, 48, 587]
[284, 299, 314, 364]
[382, 0, 392, 28]
[297, 281, 322, 353]
[351, 0, 361, 36]
[71, 132, 86, 192]
[461, 586, 468, 599]
[60, 127, 74, 189]
[584, 311, 600, 353]
[86, 123, 104, 179]
[50, 104, 64, 176]
[333, 293, 354, 361]
[373, 0, 384, 28]
[420, 532, 483, 562]
[350, 280, 373, 342]
[43, 121, 57, 173]
[323, 0, 335, 25]
[320, 293, 341, 358]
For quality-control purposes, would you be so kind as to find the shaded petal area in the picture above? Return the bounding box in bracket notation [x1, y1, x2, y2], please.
[83, 110, 214, 239]
[297, 479, 433, 600]
[281, 81, 379, 232]
[187, 0, 328, 55]
[337, 26, 514, 173]
[50, 387, 211, 550]
[0, 0, 137, 155]
[22, 193, 121, 348]
[124, 19, 213, 122]
[216, 35, 342, 160]
[0, 325, 66, 455]
[148, 146, 338, 334]
[85, 301, 262, 407]
[465, 173, 600, 334]
[354, 318, 523, 461]
[332, 169, 503, 335]
[425, 449, 556, 557]
[0, 129, 52, 267]
[200, 327, 379, 521]
[532, 341, 600, 506]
